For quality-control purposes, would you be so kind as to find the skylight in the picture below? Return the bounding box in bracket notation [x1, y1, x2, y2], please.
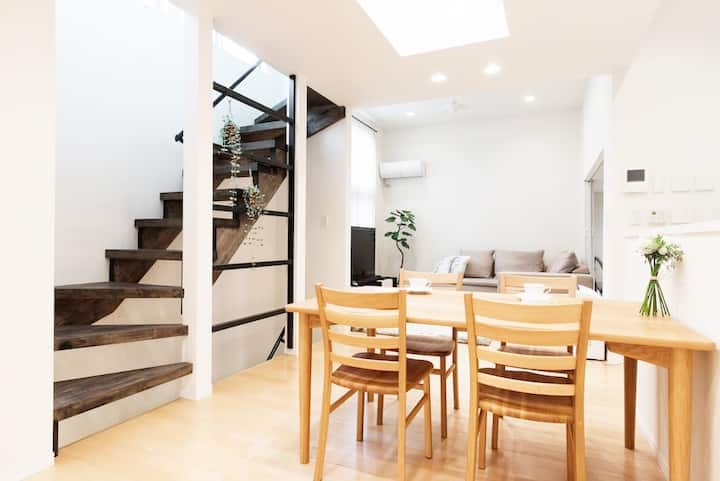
[356, 0, 509, 56]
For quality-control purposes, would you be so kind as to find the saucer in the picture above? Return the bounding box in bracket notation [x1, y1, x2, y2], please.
[518, 292, 551, 304]
[406, 287, 432, 295]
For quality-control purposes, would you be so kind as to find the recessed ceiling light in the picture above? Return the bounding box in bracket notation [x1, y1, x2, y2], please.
[430, 72, 447, 83]
[357, 0, 510, 57]
[406, 111, 416, 117]
[524, 95, 536, 103]
[483, 63, 502, 76]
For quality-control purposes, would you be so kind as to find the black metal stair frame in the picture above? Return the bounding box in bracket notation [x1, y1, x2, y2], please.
[200, 72, 297, 351]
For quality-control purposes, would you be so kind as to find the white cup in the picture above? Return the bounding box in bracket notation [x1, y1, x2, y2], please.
[408, 278, 431, 290]
[523, 283, 550, 298]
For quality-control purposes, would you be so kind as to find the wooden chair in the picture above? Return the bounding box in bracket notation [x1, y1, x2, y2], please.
[463, 294, 592, 481]
[375, 269, 462, 439]
[494, 272, 578, 447]
[498, 272, 578, 296]
[314, 284, 433, 481]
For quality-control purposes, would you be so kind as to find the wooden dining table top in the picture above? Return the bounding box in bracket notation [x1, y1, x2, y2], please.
[286, 289, 715, 352]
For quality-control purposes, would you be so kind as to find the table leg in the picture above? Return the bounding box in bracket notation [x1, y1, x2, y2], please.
[299, 312, 312, 464]
[668, 349, 692, 481]
[624, 356, 637, 449]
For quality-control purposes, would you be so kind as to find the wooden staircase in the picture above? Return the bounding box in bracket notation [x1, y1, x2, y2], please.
[53, 72, 345, 455]
[52, 104, 292, 456]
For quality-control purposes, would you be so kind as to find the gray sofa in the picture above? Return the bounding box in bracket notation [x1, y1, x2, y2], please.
[459, 249, 592, 292]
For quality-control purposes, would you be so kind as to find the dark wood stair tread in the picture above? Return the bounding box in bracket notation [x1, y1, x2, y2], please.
[213, 139, 286, 153]
[54, 363, 193, 421]
[105, 249, 182, 261]
[237, 120, 286, 141]
[55, 282, 183, 300]
[55, 324, 188, 350]
[161, 189, 242, 202]
[134, 218, 239, 229]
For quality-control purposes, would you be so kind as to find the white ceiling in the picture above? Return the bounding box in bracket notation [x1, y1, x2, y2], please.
[362, 79, 586, 130]
[174, 0, 659, 107]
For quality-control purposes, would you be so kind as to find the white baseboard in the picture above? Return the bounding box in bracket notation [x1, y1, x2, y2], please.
[638, 417, 669, 479]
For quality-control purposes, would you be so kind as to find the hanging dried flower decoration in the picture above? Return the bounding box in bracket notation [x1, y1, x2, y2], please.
[243, 185, 266, 220]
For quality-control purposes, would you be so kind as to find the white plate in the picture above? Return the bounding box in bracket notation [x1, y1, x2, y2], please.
[518, 292, 552, 304]
[406, 287, 432, 294]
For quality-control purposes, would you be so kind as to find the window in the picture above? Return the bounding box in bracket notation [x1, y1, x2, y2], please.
[351, 120, 378, 227]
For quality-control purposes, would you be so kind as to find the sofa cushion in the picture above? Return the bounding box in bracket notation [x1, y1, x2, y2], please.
[547, 251, 579, 273]
[434, 255, 471, 274]
[460, 249, 494, 278]
[462, 277, 498, 288]
[573, 263, 590, 274]
[494, 250, 544, 273]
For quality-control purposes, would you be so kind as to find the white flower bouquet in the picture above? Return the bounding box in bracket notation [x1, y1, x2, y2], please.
[638, 234, 683, 316]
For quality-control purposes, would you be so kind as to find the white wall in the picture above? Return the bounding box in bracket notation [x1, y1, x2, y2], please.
[305, 118, 352, 292]
[55, 0, 185, 284]
[377, 111, 583, 275]
[0, 0, 55, 478]
[581, 75, 613, 179]
[602, 0, 720, 478]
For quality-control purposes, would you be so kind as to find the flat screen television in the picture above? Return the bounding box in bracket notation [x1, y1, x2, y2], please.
[351, 226, 376, 284]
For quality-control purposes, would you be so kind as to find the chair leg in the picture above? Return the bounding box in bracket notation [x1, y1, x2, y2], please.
[356, 391, 365, 442]
[452, 329, 459, 410]
[423, 374, 433, 459]
[313, 372, 332, 481]
[566, 423, 576, 481]
[574, 420, 586, 481]
[376, 393, 384, 425]
[491, 414, 499, 450]
[367, 329, 376, 402]
[397, 389, 407, 481]
[478, 409, 488, 470]
[440, 356, 448, 439]
[466, 393, 479, 481]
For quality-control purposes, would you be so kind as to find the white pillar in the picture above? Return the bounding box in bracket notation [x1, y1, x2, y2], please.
[181, 8, 214, 399]
[287, 75, 308, 354]
[0, 0, 55, 477]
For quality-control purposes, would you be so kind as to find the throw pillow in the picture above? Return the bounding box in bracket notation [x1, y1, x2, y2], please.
[460, 249, 494, 278]
[573, 263, 590, 274]
[494, 250, 544, 273]
[547, 251, 579, 273]
[434, 255, 471, 274]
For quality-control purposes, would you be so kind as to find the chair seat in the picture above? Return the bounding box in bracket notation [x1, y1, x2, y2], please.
[406, 334, 454, 356]
[382, 334, 455, 357]
[498, 344, 571, 357]
[332, 352, 433, 395]
[476, 368, 574, 424]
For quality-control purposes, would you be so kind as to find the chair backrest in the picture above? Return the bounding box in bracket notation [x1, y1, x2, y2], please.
[498, 273, 578, 297]
[315, 284, 408, 382]
[464, 294, 592, 403]
[399, 270, 463, 290]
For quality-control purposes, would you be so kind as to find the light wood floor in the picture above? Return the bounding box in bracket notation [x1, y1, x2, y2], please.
[30, 343, 665, 481]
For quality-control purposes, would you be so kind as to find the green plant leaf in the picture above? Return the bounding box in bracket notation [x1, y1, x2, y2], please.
[384, 232, 393, 237]
[408, 224, 416, 231]
[401, 240, 410, 249]
[385, 216, 396, 223]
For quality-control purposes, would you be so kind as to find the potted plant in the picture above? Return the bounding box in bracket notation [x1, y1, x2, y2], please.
[384, 209, 416, 269]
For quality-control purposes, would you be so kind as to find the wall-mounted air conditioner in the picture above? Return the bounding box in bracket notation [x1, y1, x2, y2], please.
[378, 160, 425, 179]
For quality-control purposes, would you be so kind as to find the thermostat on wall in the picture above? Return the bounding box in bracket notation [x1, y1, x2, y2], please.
[624, 168, 648, 193]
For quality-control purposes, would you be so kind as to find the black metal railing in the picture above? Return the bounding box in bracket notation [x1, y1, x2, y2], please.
[175, 60, 262, 143]
[188, 69, 296, 352]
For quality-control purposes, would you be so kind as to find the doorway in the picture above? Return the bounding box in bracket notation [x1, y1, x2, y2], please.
[585, 155, 604, 294]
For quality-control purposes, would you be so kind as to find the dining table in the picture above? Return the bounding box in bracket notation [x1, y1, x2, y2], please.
[285, 289, 715, 481]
